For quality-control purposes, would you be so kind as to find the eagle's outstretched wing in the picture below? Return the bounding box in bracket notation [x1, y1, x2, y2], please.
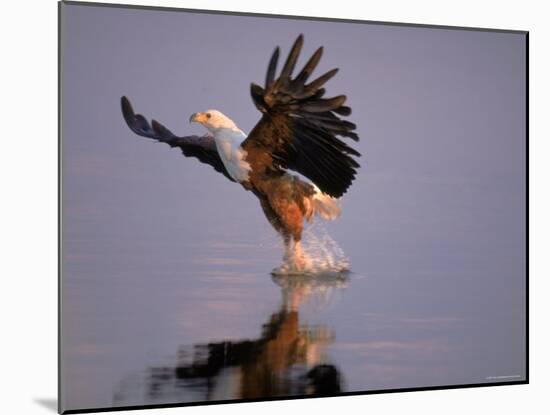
[242, 35, 360, 198]
[120, 96, 235, 182]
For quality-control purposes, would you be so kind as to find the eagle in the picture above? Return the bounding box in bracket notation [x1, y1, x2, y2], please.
[121, 35, 360, 274]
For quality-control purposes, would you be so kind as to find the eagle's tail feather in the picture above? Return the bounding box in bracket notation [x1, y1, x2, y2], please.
[303, 184, 341, 223]
[312, 191, 341, 221]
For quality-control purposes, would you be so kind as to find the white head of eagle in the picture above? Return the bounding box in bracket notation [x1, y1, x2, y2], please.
[189, 110, 240, 133]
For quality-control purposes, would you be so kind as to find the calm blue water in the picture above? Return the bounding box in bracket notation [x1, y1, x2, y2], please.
[61, 211, 525, 410]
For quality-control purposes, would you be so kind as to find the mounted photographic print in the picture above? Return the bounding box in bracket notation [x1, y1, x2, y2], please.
[59, 1, 528, 413]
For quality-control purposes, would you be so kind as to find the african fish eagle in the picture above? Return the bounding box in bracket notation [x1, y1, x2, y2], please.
[121, 35, 361, 273]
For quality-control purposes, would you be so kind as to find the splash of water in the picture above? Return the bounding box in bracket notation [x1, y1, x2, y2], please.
[272, 222, 350, 276]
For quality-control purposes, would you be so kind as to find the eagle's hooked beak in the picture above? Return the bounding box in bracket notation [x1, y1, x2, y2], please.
[189, 112, 207, 124]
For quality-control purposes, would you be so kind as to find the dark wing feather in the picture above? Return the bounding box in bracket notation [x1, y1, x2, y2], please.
[120, 96, 235, 182]
[243, 35, 360, 198]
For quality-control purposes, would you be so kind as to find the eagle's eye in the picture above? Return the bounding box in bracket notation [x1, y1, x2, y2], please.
[206, 113, 212, 119]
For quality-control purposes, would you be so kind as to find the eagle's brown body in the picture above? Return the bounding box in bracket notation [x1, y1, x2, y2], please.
[249, 173, 314, 243]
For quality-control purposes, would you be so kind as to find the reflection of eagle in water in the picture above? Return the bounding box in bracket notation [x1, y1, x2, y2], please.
[113, 273, 348, 405]
[121, 35, 360, 272]
[172, 307, 340, 400]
